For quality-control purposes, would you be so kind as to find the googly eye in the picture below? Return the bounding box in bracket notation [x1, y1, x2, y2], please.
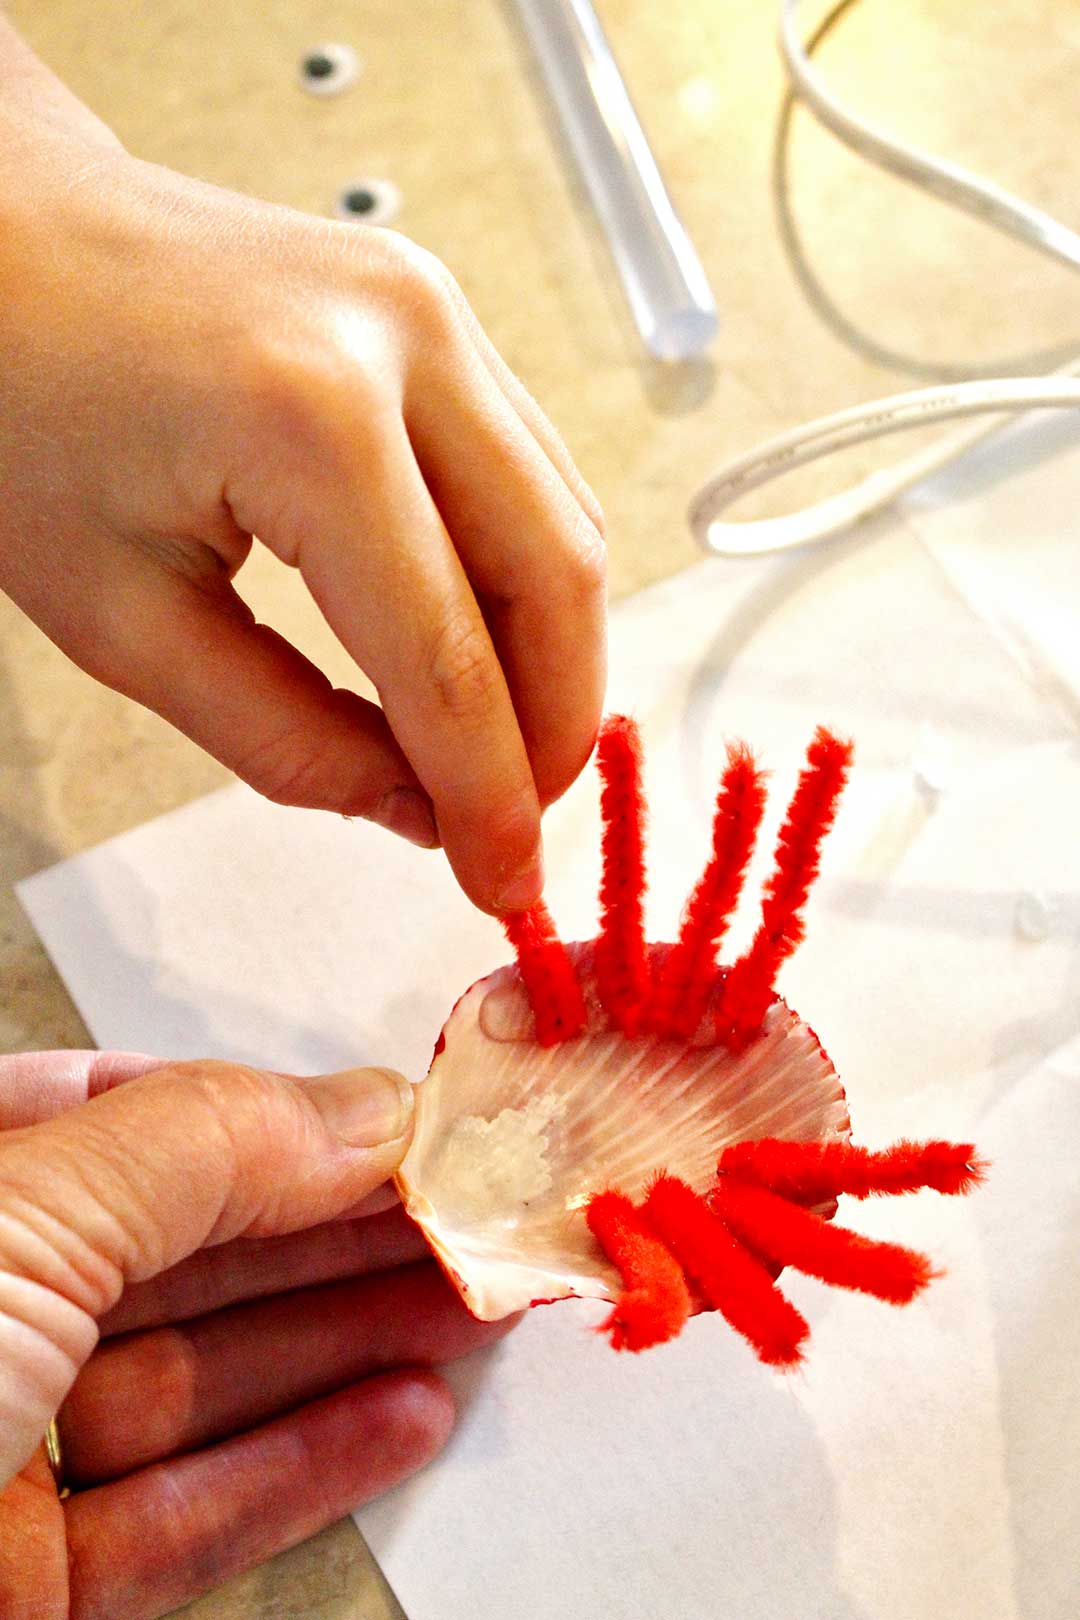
[334, 178, 401, 227]
[299, 43, 360, 96]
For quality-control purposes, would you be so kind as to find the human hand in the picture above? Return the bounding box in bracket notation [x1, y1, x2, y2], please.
[0, 23, 606, 915]
[0, 1050, 515, 1619]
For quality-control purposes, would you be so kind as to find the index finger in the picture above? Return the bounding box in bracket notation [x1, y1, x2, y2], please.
[294, 424, 544, 914]
[0, 1051, 164, 1128]
[405, 350, 607, 812]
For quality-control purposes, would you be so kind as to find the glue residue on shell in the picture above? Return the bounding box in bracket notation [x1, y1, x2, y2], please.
[434, 1092, 559, 1225]
[395, 944, 850, 1322]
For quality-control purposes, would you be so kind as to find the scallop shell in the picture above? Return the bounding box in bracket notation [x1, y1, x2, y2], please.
[396, 943, 850, 1322]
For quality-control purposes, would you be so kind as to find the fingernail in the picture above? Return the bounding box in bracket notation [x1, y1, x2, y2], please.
[373, 788, 439, 849]
[308, 1067, 414, 1147]
[494, 852, 545, 913]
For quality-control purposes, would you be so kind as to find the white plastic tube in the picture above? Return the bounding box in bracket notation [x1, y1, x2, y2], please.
[692, 0, 1080, 557]
[511, 0, 719, 361]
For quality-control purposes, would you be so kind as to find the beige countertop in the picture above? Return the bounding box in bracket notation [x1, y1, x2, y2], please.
[3, 1, 1079, 1614]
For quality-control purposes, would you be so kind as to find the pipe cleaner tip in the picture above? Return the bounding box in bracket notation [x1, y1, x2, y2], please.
[598, 1291, 688, 1352]
[598, 712, 641, 745]
[864, 1247, 940, 1305]
[715, 1137, 990, 1203]
[809, 726, 855, 768]
[709, 1177, 939, 1306]
[586, 1190, 692, 1349]
[846, 1139, 989, 1199]
[723, 738, 762, 780]
[643, 1174, 809, 1367]
[911, 1141, 989, 1195]
[749, 1322, 810, 1369]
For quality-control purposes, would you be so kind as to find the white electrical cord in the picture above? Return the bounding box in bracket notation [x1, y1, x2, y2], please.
[692, 0, 1080, 557]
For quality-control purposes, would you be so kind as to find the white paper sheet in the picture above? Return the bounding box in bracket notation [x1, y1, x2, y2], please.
[17, 487, 1080, 1620]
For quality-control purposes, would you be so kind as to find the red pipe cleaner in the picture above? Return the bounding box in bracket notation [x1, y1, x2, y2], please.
[647, 742, 767, 1041]
[466, 720, 989, 1360]
[502, 902, 587, 1047]
[586, 1190, 692, 1351]
[710, 1179, 935, 1305]
[644, 1175, 808, 1366]
[592, 715, 651, 1034]
[717, 728, 853, 1048]
[718, 1137, 988, 1204]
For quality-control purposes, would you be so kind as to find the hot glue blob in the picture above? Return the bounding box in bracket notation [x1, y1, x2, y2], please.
[396, 718, 986, 1364]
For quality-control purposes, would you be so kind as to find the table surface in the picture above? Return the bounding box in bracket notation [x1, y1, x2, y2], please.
[4, 1, 1080, 1615]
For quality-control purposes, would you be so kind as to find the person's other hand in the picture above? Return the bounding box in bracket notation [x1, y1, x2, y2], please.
[0, 1049, 515, 1619]
[0, 24, 607, 914]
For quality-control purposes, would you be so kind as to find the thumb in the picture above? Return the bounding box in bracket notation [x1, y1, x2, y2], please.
[0, 1058, 413, 1482]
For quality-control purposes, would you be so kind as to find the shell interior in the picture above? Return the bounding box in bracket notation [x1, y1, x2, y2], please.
[396, 945, 850, 1321]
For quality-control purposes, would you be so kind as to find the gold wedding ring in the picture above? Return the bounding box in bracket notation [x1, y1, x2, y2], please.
[44, 1418, 69, 1498]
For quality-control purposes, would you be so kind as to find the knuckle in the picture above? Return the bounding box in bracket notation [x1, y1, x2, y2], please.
[482, 799, 541, 867]
[567, 516, 608, 602]
[581, 482, 606, 537]
[397, 240, 461, 306]
[174, 1056, 262, 1093]
[236, 325, 389, 467]
[234, 727, 337, 810]
[175, 1061, 292, 1188]
[393, 243, 471, 341]
[68, 1334, 196, 1474]
[424, 614, 502, 728]
[175, 1059, 279, 1143]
